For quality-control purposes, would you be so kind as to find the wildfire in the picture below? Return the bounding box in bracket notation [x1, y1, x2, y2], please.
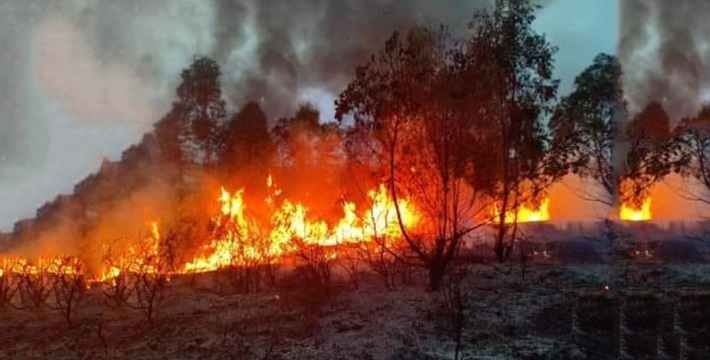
[184, 180, 419, 273]
[99, 266, 121, 282]
[0, 256, 83, 277]
[619, 197, 652, 222]
[1, 178, 421, 280]
[493, 197, 551, 224]
[99, 221, 162, 281]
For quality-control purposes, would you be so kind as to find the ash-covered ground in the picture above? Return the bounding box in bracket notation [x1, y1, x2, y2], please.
[2, 224, 710, 359]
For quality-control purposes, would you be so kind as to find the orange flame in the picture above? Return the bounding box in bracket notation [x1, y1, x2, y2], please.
[183, 188, 252, 272]
[619, 197, 652, 222]
[182, 179, 419, 273]
[493, 197, 551, 224]
[1, 178, 422, 280]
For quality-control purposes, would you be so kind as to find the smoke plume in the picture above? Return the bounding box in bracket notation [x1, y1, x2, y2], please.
[0, 0, 486, 230]
[620, 0, 710, 120]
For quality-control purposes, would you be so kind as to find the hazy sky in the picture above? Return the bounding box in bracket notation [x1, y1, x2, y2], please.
[0, 0, 619, 230]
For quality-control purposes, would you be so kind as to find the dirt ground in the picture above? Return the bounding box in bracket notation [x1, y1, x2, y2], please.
[1, 249, 710, 359]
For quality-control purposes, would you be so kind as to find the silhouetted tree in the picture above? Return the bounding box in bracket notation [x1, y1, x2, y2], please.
[550, 53, 624, 205]
[220, 101, 275, 179]
[621, 101, 677, 207]
[126, 232, 174, 324]
[273, 103, 330, 170]
[0, 258, 19, 309]
[15, 260, 51, 310]
[47, 256, 87, 326]
[674, 106, 710, 203]
[154, 109, 185, 164]
[154, 57, 227, 166]
[467, 0, 560, 262]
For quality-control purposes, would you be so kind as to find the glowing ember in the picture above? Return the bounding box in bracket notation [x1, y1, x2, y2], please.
[493, 197, 551, 224]
[619, 197, 652, 222]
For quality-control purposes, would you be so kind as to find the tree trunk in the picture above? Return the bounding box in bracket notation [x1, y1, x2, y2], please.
[428, 261, 446, 291]
[494, 237, 505, 263]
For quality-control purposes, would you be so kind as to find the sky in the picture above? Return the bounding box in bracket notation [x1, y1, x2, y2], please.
[0, 0, 619, 231]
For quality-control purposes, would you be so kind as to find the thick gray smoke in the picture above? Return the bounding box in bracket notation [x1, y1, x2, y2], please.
[620, 0, 710, 120]
[3, 0, 597, 232]
[213, 0, 485, 117]
[0, 0, 487, 230]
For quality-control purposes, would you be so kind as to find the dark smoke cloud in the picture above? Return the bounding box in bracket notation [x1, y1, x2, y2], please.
[620, 0, 710, 120]
[213, 0, 484, 118]
[7, 0, 597, 230]
[0, 0, 488, 229]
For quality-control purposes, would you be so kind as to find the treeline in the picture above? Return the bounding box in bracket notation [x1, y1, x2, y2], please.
[4, 0, 710, 291]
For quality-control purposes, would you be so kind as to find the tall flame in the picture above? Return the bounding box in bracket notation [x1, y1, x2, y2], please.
[182, 180, 419, 273]
[1, 178, 422, 280]
[619, 197, 652, 222]
[493, 197, 551, 224]
[183, 188, 252, 273]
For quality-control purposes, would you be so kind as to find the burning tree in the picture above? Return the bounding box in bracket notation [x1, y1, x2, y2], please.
[14, 259, 52, 310]
[336, 25, 494, 290]
[47, 256, 87, 326]
[0, 258, 20, 309]
[101, 243, 136, 307]
[127, 258, 171, 324]
[101, 223, 174, 323]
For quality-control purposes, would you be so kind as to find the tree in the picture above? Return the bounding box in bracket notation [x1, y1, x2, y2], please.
[15, 260, 52, 310]
[219, 101, 275, 180]
[336, 26, 492, 290]
[291, 238, 337, 290]
[668, 107, 710, 202]
[466, 0, 560, 262]
[272, 104, 349, 213]
[621, 101, 677, 208]
[47, 256, 87, 326]
[101, 225, 174, 323]
[101, 253, 133, 308]
[550, 53, 624, 205]
[0, 258, 20, 309]
[356, 234, 406, 289]
[272, 104, 330, 170]
[154, 57, 227, 166]
[127, 225, 177, 324]
[153, 108, 186, 164]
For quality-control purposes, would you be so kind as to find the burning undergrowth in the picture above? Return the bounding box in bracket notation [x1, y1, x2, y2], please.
[1, 10, 568, 289]
[0, 108, 430, 284]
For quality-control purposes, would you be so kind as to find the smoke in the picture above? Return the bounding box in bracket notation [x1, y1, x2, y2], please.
[0, 0, 490, 231]
[213, 0, 484, 117]
[6, 177, 181, 272]
[620, 0, 710, 120]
